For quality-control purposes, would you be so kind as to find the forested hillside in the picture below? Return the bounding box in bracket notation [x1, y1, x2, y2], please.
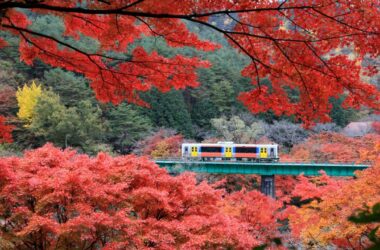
[1, 14, 377, 155]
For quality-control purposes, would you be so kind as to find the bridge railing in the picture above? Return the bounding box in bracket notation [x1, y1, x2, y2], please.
[152, 157, 372, 165]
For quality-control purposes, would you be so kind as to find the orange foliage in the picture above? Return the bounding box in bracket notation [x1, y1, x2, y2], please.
[151, 135, 183, 158]
[275, 176, 299, 201]
[288, 157, 380, 249]
[220, 190, 282, 246]
[134, 129, 183, 158]
[285, 133, 380, 163]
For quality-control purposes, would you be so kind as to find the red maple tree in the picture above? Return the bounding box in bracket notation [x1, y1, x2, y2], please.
[0, 1, 379, 125]
[0, 144, 281, 249]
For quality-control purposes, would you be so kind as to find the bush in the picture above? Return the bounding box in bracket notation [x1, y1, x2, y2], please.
[0, 144, 281, 249]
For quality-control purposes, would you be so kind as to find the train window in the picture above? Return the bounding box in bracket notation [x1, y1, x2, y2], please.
[235, 147, 257, 153]
[260, 148, 267, 153]
[200, 147, 222, 153]
[184, 147, 188, 153]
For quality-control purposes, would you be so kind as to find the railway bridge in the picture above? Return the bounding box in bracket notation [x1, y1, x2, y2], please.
[154, 160, 369, 197]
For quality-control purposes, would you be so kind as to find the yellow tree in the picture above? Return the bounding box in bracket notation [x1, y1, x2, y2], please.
[16, 81, 42, 123]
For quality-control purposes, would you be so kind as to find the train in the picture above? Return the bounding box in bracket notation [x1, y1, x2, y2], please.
[181, 142, 279, 162]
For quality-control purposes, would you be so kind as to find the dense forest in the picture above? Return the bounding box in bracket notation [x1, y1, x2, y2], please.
[0, 1, 379, 249]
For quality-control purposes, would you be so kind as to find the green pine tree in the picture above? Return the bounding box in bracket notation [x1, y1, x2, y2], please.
[30, 91, 106, 152]
[105, 103, 152, 153]
[43, 68, 94, 107]
[142, 88, 194, 137]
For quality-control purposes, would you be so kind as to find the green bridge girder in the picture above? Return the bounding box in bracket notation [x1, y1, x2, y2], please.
[154, 160, 369, 177]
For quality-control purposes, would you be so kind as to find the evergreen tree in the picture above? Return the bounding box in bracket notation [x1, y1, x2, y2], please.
[329, 96, 358, 127]
[30, 91, 106, 152]
[142, 88, 194, 137]
[43, 68, 94, 106]
[210, 80, 235, 113]
[105, 103, 152, 153]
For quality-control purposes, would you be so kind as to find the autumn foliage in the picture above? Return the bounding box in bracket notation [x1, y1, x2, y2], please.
[0, 85, 17, 116]
[0, 115, 14, 143]
[134, 129, 184, 158]
[1, 1, 380, 248]
[282, 134, 380, 248]
[0, 144, 281, 249]
[0, 1, 379, 125]
[16, 81, 43, 123]
[278, 133, 380, 203]
[288, 157, 380, 249]
[283, 132, 380, 163]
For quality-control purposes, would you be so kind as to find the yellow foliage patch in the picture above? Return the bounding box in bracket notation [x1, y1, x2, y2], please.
[16, 81, 42, 123]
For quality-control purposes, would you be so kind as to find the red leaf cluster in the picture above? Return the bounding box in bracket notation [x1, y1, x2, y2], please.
[0, 38, 7, 48]
[0, 115, 14, 143]
[134, 129, 184, 158]
[1, 1, 379, 124]
[0, 144, 281, 249]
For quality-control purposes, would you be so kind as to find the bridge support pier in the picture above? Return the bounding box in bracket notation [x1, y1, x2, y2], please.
[260, 175, 275, 198]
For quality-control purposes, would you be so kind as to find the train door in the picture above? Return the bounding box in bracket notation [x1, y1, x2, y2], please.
[260, 147, 268, 158]
[270, 147, 275, 158]
[184, 146, 189, 157]
[191, 146, 198, 157]
[225, 146, 232, 158]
